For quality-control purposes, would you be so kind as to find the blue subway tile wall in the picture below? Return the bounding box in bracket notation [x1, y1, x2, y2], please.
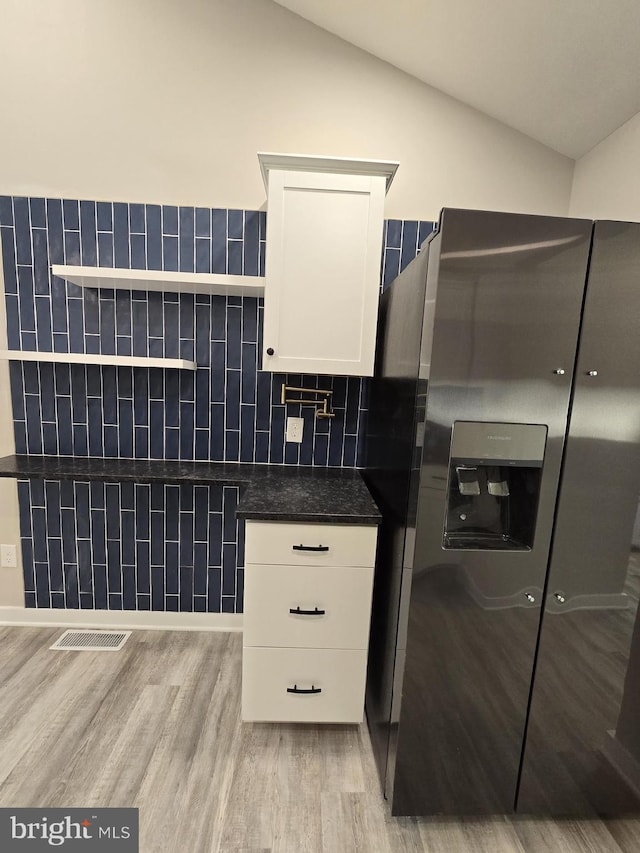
[382, 219, 435, 289]
[1, 196, 435, 612]
[18, 479, 242, 614]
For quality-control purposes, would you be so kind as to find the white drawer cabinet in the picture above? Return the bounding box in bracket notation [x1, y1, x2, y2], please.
[242, 519, 378, 723]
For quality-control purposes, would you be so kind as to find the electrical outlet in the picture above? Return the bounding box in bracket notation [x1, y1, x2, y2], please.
[1, 544, 17, 568]
[286, 416, 304, 444]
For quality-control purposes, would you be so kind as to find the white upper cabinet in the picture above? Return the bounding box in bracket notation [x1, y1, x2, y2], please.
[258, 153, 398, 377]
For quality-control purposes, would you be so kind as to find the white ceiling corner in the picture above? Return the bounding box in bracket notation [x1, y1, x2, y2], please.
[273, 0, 640, 159]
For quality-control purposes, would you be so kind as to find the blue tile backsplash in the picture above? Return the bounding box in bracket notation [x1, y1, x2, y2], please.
[0, 195, 434, 613]
[18, 478, 242, 614]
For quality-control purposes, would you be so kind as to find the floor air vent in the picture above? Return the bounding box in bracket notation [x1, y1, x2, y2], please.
[50, 629, 131, 651]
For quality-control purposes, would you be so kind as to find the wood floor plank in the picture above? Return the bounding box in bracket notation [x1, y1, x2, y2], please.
[1, 626, 639, 853]
[0, 628, 95, 734]
[161, 634, 243, 853]
[385, 817, 425, 853]
[217, 721, 284, 850]
[320, 791, 425, 853]
[0, 647, 129, 798]
[271, 793, 322, 853]
[0, 627, 58, 684]
[321, 791, 395, 853]
[78, 684, 180, 807]
[601, 817, 640, 853]
[417, 816, 527, 853]
[105, 631, 231, 850]
[511, 816, 625, 853]
[316, 725, 368, 794]
[43, 636, 179, 806]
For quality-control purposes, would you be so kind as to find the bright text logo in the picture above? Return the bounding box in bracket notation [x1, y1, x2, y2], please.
[0, 809, 137, 851]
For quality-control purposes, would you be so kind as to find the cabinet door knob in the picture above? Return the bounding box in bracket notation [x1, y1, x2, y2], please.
[553, 368, 566, 375]
[266, 347, 275, 356]
[554, 592, 566, 604]
[525, 593, 535, 603]
[587, 370, 598, 377]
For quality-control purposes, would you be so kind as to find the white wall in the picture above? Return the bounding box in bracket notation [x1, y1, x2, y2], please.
[570, 111, 640, 220]
[0, 0, 574, 221]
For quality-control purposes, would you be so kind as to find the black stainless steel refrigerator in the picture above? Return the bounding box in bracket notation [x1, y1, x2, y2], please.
[364, 208, 640, 816]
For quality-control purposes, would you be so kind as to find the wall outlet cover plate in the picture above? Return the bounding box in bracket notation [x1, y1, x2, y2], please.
[286, 417, 304, 443]
[1, 544, 17, 568]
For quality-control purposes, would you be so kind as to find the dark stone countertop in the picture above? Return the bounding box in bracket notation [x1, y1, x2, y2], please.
[234, 465, 380, 524]
[0, 455, 381, 525]
[0, 454, 255, 486]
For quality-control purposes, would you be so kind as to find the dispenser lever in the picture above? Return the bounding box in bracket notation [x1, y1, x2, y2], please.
[486, 466, 510, 497]
[456, 466, 480, 496]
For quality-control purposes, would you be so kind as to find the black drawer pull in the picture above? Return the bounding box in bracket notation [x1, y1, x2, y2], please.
[287, 684, 322, 695]
[289, 606, 326, 616]
[292, 544, 329, 552]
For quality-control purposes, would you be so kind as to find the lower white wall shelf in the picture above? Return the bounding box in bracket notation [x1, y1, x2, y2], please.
[52, 264, 265, 297]
[0, 351, 197, 371]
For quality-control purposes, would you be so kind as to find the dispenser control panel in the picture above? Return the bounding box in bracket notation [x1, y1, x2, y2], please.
[443, 421, 548, 551]
[450, 421, 547, 467]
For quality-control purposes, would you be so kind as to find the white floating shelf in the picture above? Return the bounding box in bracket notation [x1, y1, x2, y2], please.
[52, 264, 265, 297]
[0, 351, 197, 371]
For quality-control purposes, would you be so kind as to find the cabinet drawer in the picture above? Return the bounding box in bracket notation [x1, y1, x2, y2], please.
[245, 521, 377, 568]
[243, 564, 374, 649]
[242, 647, 367, 723]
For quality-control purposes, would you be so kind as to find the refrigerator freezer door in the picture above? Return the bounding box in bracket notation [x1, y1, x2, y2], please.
[386, 209, 593, 815]
[517, 220, 640, 814]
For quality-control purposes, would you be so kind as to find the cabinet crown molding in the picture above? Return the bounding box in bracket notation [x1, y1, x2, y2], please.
[257, 152, 399, 194]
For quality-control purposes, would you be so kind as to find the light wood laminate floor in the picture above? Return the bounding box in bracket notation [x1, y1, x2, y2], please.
[0, 627, 638, 852]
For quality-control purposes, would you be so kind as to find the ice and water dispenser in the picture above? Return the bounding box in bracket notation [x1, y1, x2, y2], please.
[443, 422, 547, 551]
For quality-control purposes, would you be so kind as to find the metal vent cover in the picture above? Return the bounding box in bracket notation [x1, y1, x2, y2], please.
[49, 629, 132, 651]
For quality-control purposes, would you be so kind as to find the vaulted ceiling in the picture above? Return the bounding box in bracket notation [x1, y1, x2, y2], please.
[274, 0, 640, 158]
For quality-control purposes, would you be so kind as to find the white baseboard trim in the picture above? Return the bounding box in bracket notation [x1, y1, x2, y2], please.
[0, 606, 243, 633]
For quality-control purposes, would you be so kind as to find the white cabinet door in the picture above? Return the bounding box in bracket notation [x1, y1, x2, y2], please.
[262, 169, 385, 377]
